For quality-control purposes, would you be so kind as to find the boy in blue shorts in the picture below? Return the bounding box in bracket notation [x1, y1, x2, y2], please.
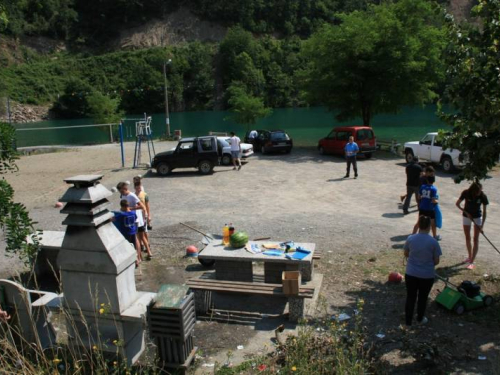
[412, 175, 440, 240]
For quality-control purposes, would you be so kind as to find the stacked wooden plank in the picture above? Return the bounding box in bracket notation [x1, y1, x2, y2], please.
[147, 284, 197, 369]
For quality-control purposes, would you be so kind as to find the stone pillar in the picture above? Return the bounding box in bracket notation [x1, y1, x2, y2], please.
[57, 175, 154, 365]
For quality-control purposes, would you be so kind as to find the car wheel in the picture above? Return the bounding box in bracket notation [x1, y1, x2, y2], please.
[221, 154, 232, 166]
[442, 156, 454, 172]
[365, 152, 372, 159]
[261, 146, 266, 154]
[198, 160, 214, 175]
[156, 162, 171, 176]
[484, 295, 494, 307]
[453, 302, 465, 315]
[319, 146, 325, 155]
[405, 150, 415, 164]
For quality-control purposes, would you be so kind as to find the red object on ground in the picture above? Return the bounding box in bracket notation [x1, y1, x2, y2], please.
[186, 245, 198, 257]
[54, 202, 63, 208]
[388, 272, 403, 284]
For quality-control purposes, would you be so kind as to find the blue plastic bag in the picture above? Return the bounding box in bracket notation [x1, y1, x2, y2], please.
[435, 204, 442, 229]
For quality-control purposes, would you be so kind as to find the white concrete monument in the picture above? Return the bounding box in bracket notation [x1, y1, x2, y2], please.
[58, 175, 154, 365]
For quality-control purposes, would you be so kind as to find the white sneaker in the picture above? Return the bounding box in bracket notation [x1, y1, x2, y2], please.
[417, 316, 428, 325]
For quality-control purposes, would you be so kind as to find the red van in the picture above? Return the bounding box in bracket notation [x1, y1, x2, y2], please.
[317, 126, 377, 158]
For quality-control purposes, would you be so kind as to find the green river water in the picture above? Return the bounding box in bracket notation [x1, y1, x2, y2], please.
[14, 105, 449, 148]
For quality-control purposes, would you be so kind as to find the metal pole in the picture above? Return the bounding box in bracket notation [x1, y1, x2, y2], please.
[119, 122, 125, 168]
[163, 60, 171, 137]
[109, 124, 114, 143]
[7, 97, 12, 125]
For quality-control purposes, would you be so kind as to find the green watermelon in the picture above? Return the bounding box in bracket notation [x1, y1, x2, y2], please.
[230, 232, 249, 248]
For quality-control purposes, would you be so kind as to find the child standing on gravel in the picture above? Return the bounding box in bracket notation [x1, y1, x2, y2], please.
[134, 180, 153, 260]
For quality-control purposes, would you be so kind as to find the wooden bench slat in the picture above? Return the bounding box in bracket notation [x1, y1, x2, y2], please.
[191, 276, 314, 292]
[187, 284, 314, 298]
[187, 280, 314, 294]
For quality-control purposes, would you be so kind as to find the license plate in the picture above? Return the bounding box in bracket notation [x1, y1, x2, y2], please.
[362, 143, 370, 146]
[278, 143, 286, 146]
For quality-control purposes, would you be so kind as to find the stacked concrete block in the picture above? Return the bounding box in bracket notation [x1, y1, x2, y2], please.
[148, 285, 196, 369]
[57, 175, 155, 366]
[215, 260, 253, 281]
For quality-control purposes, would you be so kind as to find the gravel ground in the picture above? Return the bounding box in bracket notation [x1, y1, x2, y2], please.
[1, 142, 500, 373]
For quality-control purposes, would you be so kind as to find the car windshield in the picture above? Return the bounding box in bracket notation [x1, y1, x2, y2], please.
[218, 139, 230, 147]
[271, 132, 289, 141]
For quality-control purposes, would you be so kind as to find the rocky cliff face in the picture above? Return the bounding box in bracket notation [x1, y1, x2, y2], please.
[0, 100, 51, 123]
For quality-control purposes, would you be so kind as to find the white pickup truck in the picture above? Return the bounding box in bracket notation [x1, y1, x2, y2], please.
[404, 132, 463, 172]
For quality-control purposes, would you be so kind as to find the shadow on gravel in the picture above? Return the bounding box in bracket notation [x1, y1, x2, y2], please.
[382, 212, 405, 219]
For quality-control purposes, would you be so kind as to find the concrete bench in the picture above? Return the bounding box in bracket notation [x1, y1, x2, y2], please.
[186, 272, 314, 322]
[377, 140, 401, 155]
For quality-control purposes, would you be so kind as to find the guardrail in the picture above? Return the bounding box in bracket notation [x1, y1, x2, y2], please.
[377, 139, 401, 155]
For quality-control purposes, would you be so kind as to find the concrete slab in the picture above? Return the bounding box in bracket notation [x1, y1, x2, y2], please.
[199, 241, 315, 264]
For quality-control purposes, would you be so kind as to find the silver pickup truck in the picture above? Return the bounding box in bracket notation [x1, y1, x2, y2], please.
[404, 132, 463, 172]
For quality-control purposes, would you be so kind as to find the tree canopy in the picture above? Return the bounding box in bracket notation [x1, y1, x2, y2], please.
[226, 83, 272, 130]
[0, 122, 40, 266]
[439, 0, 500, 181]
[301, 0, 446, 125]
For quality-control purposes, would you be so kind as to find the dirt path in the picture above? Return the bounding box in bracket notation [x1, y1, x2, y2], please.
[1, 143, 499, 373]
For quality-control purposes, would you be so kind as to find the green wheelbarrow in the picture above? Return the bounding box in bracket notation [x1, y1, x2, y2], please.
[435, 275, 494, 315]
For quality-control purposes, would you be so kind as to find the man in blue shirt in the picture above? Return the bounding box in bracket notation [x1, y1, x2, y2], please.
[344, 136, 359, 179]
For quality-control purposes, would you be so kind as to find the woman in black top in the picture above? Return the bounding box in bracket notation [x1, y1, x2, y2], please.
[456, 182, 489, 270]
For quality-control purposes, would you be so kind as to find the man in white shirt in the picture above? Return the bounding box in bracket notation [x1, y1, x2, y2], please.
[229, 131, 242, 171]
[248, 129, 258, 139]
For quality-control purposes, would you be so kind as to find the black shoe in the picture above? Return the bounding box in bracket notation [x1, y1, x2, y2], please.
[344, 175, 349, 178]
[354, 173, 358, 178]
[403, 210, 409, 215]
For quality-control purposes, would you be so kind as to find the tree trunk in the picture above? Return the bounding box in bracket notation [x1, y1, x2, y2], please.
[361, 103, 371, 126]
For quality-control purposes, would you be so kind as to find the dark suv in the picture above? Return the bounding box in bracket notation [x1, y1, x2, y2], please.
[152, 136, 219, 176]
[245, 130, 293, 154]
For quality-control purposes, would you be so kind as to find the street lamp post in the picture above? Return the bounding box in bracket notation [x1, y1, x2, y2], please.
[163, 59, 172, 137]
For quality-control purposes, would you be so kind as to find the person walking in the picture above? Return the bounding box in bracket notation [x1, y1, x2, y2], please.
[344, 136, 359, 179]
[412, 174, 440, 240]
[404, 215, 442, 326]
[402, 157, 423, 214]
[456, 181, 489, 270]
[229, 131, 242, 171]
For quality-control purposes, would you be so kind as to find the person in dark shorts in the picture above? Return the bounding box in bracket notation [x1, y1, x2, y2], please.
[402, 157, 423, 214]
[456, 181, 489, 270]
[344, 136, 359, 179]
[404, 215, 442, 326]
[412, 173, 440, 239]
[113, 200, 138, 246]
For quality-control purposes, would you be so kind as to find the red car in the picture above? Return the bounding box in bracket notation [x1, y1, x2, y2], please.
[317, 126, 377, 159]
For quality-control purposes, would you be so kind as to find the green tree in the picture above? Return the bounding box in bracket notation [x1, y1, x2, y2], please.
[0, 122, 40, 266]
[301, 0, 445, 125]
[86, 91, 123, 124]
[226, 83, 272, 130]
[439, 0, 500, 182]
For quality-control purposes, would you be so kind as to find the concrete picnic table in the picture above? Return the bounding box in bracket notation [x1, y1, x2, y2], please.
[198, 241, 316, 283]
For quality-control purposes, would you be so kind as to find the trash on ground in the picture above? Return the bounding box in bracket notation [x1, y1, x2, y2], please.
[376, 333, 385, 339]
[332, 313, 351, 321]
[202, 363, 215, 367]
[237, 345, 244, 350]
[478, 356, 487, 360]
